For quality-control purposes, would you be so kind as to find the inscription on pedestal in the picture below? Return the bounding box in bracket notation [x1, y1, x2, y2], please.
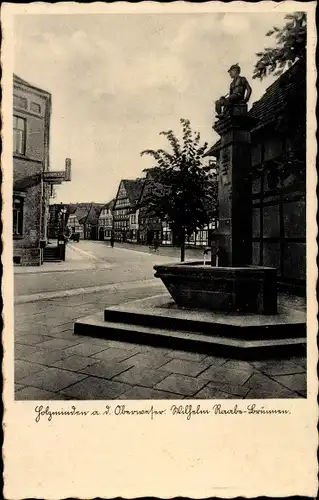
[219, 146, 232, 219]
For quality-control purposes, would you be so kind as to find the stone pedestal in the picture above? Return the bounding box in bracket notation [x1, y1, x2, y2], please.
[213, 104, 255, 266]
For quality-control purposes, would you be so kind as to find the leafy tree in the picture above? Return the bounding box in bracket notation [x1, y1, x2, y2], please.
[140, 118, 218, 262]
[253, 12, 306, 80]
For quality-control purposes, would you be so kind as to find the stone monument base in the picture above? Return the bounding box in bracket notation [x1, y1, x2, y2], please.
[154, 262, 277, 314]
[74, 294, 306, 360]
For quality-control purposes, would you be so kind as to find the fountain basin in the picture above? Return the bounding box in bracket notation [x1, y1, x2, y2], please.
[154, 261, 278, 314]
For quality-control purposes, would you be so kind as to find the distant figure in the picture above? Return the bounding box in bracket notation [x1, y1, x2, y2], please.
[215, 64, 252, 118]
[110, 235, 114, 248]
[152, 238, 160, 252]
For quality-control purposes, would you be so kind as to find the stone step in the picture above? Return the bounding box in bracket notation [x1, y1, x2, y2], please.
[74, 312, 306, 360]
[104, 307, 305, 340]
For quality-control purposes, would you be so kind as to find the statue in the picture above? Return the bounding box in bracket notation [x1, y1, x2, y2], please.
[215, 64, 252, 118]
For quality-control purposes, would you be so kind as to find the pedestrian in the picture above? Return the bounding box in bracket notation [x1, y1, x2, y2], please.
[110, 235, 114, 248]
[152, 238, 160, 252]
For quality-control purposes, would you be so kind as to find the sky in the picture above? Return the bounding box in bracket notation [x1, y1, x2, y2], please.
[14, 12, 288, 203]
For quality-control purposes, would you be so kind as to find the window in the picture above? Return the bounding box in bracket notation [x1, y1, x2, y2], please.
[13, 95, 28, 110]
[13, 116, 26, 155]
[13, 197, 24, 236]
[30, 102, 41, 114]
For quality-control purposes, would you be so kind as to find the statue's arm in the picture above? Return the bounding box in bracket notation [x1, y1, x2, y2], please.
[244, 78, 252, 103]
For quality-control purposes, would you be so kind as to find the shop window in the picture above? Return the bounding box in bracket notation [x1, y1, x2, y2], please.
[13, 197, 24, 236]
[13, 116, 26, 155]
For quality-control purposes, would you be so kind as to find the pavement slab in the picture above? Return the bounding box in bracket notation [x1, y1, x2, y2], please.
[195, 380, 251, 398]
[94, 339, 140, 351]
[15, 386, 71, 401]
[127, 345, 173, 356]
[199, 364, 253, 386]
[62, 343, 108, 357]
[250, 359, 306, 376]
[51, 355, 101, 372]
[23, 347, 72, 366]
[271, 373, 307, 395]
[18, 367, 88, 393]
[113, 367, 169, 388]
[200, 355, 229, 367]
[118, 386, 181, 400]
[155, 373, 208, 396]
[244, 386, 300, 399]
[79, 359, 135, 379]
[117, 352, 171, 370]
[15, 344, 41, 360]
[242, 372, 302, 398]
[91, 347, 137, 362]
[15, 360, 46, 381]
[34, 338, 83, 351]
[191, 385, 246, 399]
[15, 383, 27, 392]
[160, 358, 209, 377]
[14, 334, 54, 345]
[165, 350, 208, 362]
[60, 376, 131, 400]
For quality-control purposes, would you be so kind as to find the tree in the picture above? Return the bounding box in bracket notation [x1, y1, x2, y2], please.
[140, 118, 218, 262]
[253, 12, 306, 80]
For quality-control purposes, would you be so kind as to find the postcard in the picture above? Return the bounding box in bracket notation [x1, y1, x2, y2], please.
[2, 1, 318, 498]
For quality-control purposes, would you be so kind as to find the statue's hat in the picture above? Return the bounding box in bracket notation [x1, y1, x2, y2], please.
[228, 63, 241, 73]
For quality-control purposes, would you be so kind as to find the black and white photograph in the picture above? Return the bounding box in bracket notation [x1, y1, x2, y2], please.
[12, 8, 309, 402]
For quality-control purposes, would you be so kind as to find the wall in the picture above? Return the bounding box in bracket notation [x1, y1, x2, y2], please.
[251, 132, 306, 293]
[13, 78, 50, 265]
[13, 159, 43, 265]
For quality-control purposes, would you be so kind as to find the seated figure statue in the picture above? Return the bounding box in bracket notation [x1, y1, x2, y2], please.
[215, 64, 252, 118]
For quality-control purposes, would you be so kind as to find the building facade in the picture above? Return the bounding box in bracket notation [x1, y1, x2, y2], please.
[13, 75, 71, 265]
[113, 179, 144, 242]
[82, 203, 105, 240]
[66, 212, 84, 240]
[127, 209, 140, 243]
[13, 75, 52, 265]
[98, 201, 114, 241]
[66, 204, 91, 240]
[137, 170, 163, 245]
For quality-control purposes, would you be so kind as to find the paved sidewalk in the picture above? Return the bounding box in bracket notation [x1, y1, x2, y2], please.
[97, 240, 205, 260]
[14, 243, 112, 275]
[14, 290, 307, 401]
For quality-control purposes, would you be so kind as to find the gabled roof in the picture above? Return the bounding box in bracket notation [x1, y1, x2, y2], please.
[136, 168, 158, 208]
[249, 60, 305, 130]
[67, 203, 91, 224]
[123, 179, 145, 205]
[205, 61, 305, 157]
[99, 199, 115, 214]
[84, 203, 105, 225]
[115, 178, 145, 208]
